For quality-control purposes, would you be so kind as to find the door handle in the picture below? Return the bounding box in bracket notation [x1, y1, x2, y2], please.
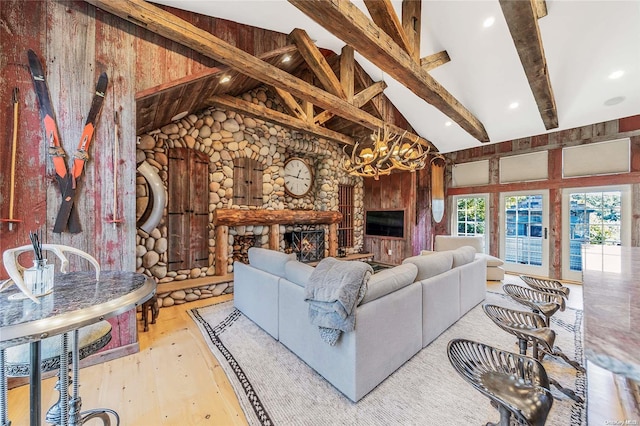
[544, 228, 548, 239]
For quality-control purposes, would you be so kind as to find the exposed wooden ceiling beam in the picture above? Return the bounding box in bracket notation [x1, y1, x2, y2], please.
[289, 28, 347, 99]
[288, 0, 490, 142]
[402, 0, 422, 62]
[500, 0, 558, 130]
[340, 45, 355, 101]
[420, 50, 451, 72]
[273, 87, 308, 121]
[85, 0, 434, 149]
[363, 0, 414, 57]
[314, 81, 387, 126]
[209, 95, 354, 146]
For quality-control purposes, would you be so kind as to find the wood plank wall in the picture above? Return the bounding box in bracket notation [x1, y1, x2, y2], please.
[0, 0, 288, 352]
[362, 172, 417, 265]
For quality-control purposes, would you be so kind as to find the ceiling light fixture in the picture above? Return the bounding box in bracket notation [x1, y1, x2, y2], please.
[608, 70, 624, 79]
[483, 16, 495, 28]
[509, 102, 519, 109]
[282, 55, 291, 63]
[342, 125, 430, 180]
[604, 96, 625, 106]
[445, 121, 452, 127]
[220, 75, 231, 83]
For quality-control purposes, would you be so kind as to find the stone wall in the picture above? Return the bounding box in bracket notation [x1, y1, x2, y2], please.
[136, 86, 364, 305]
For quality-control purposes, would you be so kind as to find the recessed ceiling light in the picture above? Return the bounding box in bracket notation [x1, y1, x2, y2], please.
[604, 96, 625, 106]
[220, 75, 231, 83]
[282, 55, 291, 63]
[445, 121, 452, 127]
[483, 16, 495, 28]
[608, 70, 624, 79]
[509, 102, 519, 109]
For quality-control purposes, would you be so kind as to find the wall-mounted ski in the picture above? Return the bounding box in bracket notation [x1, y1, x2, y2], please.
[27, 49, 108, 233]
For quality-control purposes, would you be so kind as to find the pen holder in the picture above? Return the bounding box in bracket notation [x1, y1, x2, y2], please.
[23, 259, 54, 297]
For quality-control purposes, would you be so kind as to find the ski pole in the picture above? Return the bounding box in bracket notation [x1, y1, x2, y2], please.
[1, 88, 22, 231]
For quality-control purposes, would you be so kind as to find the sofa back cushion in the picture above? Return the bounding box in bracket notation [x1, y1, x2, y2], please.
[284, 260, 315, 287]
[451, 246, 477, 268]
[248, 247, 297, 278]
[360, 263, 418, 305]
[434, 235, 483, 253]
[402, 251, 453, 281]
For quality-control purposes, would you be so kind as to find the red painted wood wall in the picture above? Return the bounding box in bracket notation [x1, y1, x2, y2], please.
[0, 0, 288, 353]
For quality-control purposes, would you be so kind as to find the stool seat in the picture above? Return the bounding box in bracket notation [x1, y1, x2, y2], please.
[503, 284, 565, 327]
[4, 321, 112, 377]
[481, 371, 552, 425]
[448, 338, 553, 426]
[520, 275, 570, 298]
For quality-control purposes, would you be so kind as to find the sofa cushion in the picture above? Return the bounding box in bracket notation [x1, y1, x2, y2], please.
[451, 246, 477, 268]
[360, 263, 418, 305]
[402, 251, 453, 281]
[476, 253, 504, 267]
[248, 247, 297, 278]
[434, 235, 483, 253]
[284, 260, 314, 287]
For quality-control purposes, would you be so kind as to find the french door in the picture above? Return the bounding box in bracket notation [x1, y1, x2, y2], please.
[561, 185, 630, 281]
[500, 190, 549, 276]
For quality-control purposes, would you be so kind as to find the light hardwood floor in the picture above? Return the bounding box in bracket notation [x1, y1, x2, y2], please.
[7, 279, 631, 425]
[7, 294, 247, 425]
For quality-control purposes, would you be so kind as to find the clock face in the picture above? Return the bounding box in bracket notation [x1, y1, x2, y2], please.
[284, 158, 313, 197]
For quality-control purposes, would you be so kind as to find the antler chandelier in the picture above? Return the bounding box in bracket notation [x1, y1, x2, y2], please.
[341, 125, 431, 180]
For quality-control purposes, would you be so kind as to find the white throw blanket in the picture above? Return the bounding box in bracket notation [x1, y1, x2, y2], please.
[304, 258, 373, 345]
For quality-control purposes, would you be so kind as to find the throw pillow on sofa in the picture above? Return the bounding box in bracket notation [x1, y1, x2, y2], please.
[359, 263, 418, 305]
[402, 251, 453, 281]
[248, 247, 297, 278]
[451, 246, 476, 268]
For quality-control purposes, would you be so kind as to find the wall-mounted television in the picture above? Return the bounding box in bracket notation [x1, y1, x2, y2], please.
[365, 210, 405, 238]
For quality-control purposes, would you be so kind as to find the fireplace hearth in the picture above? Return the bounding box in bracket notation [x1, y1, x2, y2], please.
[286, 230, 325, 263]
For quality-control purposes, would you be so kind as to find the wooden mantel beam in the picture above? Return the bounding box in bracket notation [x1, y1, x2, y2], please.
[288, 0, 490, 143]
[499, 0, 558, 130]
[84, 0, 433, 148]
[213, 209, 342, 226]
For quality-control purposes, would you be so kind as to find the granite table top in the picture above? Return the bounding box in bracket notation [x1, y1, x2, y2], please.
[0, 270, 155, 349]
[582, 245, 640, 382]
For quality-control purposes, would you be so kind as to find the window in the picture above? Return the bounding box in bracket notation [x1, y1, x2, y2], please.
[454, 196, 486, 235]
[338, 185, 354, 248]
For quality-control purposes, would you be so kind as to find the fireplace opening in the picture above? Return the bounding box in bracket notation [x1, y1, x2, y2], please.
[285, 229, 325, 263]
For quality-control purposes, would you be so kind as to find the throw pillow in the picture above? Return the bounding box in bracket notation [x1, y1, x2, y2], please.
[360, 263, 418, 305]
[247, 247, 297, 277]
[402, 251, 453, 281]
[451, 246, 476, 268]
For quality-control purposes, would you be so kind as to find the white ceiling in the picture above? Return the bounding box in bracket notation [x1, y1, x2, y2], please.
[153, 0, 640, 153]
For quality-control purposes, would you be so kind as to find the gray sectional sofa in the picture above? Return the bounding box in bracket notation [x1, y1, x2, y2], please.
[233, 246, 486, 402]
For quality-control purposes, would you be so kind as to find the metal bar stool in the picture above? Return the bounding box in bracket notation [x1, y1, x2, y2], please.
[520, 275, 570, 299]
[483, 304, 584, 403]
[447, 338, 554, 426]
[502, 284, 565, 328]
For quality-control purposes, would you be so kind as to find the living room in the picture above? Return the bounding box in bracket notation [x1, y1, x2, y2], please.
[1, 0, 639, 424]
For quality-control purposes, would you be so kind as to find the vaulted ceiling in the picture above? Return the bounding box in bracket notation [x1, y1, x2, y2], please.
[100, 0, 640, 154]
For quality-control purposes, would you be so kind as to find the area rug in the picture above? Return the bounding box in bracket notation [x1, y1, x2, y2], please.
[189, 287, 586, 425]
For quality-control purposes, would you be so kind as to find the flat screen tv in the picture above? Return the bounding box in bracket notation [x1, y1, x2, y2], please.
[365, 210, 404, 238]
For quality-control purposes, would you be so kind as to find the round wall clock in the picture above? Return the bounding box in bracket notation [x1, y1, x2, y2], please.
[284, 157, 313, 197]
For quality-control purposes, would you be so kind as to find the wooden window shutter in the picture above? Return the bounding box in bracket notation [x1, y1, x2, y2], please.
[233, 157, 263, 207]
